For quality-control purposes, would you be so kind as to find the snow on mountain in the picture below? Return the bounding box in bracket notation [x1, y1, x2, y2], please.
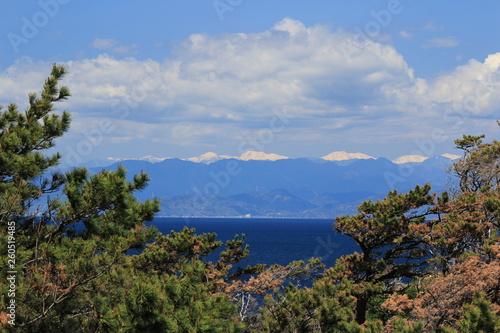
[106, 151, 288, 165]
[441, 153, 461, 160]
[392, 155, 429, 164]
[185, 151, 288, 163]
[185, 152, 236, 164]
[239, 151, 289, 161]
[107, 155, 170, 163]
[103, 151, 460, 166]
[139, 156, 171, 163]
[393, 153, 461, 164]
[321, 151, 375, 161]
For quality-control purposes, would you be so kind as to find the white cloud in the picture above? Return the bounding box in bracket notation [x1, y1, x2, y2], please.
[420, 22, 440, 31]
[399, 30, 412, 39]
[2, 19, 500, 158]
[422, 37, 460, 49]
[432, 54, 500, 114]
[91, 38, 138, 54]
[389, 53, 500, 117]
[54, 18, 412, 124]
[402, 22, 440, 32]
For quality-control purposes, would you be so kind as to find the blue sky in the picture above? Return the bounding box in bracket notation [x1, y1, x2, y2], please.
[1, 1, 500, 163]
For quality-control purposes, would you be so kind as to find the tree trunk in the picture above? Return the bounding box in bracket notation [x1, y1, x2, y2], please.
[355, 295, 368, 325]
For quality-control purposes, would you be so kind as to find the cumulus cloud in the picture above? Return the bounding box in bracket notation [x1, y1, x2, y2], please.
[0, 18, 412, 123]
[389, 53, 500, 117]
[1, 19, 499, 158]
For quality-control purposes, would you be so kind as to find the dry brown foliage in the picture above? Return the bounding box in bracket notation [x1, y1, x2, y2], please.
[383, 252, 500, 331]
[0, 312, 11, 327]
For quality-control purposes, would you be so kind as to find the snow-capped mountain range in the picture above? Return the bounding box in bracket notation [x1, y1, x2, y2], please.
[85, 151, 462, 218]
[104, 151, 461, 166]
[105, 151, 290, 165]
[184, 151, 289, 164]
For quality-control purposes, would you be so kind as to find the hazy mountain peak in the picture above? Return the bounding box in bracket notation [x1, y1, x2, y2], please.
[321, 151, 375, 161]
[441, 153, 461, 160]
[141, 155, 170, 163]
[201, 152, 218, 158]
[185, 152, 236, 164]
[239, 151, 289, 161]
[393, 153, 461, 164]
[392, 155, 429, 164]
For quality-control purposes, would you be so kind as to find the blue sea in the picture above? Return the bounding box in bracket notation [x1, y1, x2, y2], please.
[151, 217, 359, 268]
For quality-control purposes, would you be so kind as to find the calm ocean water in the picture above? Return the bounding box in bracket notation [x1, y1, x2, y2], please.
[151, 217, 359, 268]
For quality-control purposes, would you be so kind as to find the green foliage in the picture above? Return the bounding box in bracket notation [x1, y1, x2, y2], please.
[366, 294, 391, 323]
[105, 263, 243, 333]
[255, 280, 362, 332]
[452, 134, 500, 192]
[0, 65, 70, 219]
[333, 184, 437, 324]
[389, 318, 425, 333]
[334, 184, 435, 283]
[454, 134, 485, 152]
[133, 227, 222, 275]
[456, 292, 500, 333]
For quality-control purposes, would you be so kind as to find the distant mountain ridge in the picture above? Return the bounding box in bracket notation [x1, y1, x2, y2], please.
[80, 151, 462, 168]
[84, 154, 460, 218]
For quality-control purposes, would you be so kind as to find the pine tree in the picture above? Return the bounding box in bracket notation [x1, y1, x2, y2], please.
[332, 184, 440, 324]
[0, 65, 70, 222]
[451, 134, 500, 193]
[0, 65, 163, 331]
[0, 66, 249, 332]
